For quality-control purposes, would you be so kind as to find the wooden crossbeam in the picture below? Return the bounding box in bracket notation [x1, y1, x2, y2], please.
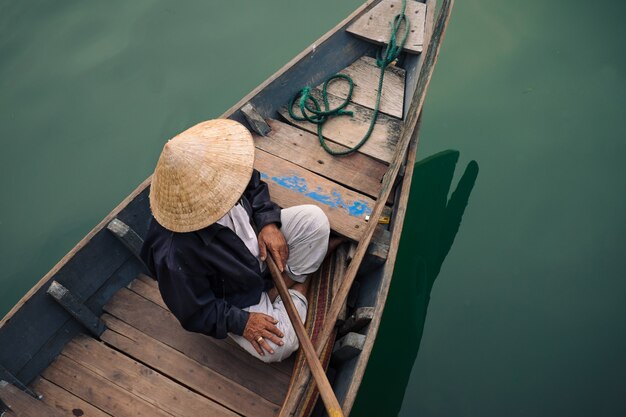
[280, 89, 402, 164]
[46, 281, 105, 337]
[317, 56, 406, 119]
[346, 0, 427, 54]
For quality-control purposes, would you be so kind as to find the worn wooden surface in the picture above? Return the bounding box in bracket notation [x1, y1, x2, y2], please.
[43, 355, 173, 417]
[242, 103, 271, 136]
[31, 377, 111, 417]
[101, 314, 279, 417]
[332, 333, 366, 363]
[280, 89, 402, 164]
[254, 148, 376, 242]
[107, 218, 145, 261]
[338, 306, 375, 336]
[104, 287, 290, 405]
[318, 56, 405, 119]
[62, 336, 238, 417]
[0, 380, 63, 417]
[254, 119, 388, 200]
[347, 0, 426, 54]
[46, 281, 106, 337]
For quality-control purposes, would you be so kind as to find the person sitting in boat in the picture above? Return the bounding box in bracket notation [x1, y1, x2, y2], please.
[140, 119, 330, 363]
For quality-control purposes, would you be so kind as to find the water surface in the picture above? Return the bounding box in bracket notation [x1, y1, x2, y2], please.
[1, 1, 624, 415]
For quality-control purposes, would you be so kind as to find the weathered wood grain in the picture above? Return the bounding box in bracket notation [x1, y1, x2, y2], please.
[317, 56, 405, 119]
[347, 0, 426, 54]
[106, 218, 145, 261]
[46, 281, 105, 337]
[338, 307, 375, 337]
[255, 149, 375, 242]
[43, 355, 172, 417]
[62, 336, 239, 417]
[280, 89, 402, 164]
[103, 287, 290, 405]
[30, 377, 111, 417]
[332, 333, 366, 363]
[254, 119, 388, 200]
[100, 314, 279, 417]
[0, 380, 63, 417]
[241, 103, 271, 136]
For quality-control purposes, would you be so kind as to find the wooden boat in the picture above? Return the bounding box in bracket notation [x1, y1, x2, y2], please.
[0, 0, 453, 415]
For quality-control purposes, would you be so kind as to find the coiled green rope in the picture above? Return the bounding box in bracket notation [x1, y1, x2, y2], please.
[288, 0, 410, 156]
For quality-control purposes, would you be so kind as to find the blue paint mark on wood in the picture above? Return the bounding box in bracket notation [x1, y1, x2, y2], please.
[260, 172, 373, 217]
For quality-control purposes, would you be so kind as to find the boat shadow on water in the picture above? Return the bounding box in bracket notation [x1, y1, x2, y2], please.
[351, 149, 479, 417]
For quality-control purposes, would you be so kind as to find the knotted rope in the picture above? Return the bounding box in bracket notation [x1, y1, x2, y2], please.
[288, 0, 410, 156]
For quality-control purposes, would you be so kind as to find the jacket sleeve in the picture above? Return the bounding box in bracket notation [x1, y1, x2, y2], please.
[156, 249, 249, 339]
[243, 169, 282, 230]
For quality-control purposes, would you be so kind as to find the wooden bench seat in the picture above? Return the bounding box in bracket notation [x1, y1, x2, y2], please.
[346, 0, 427, 54]
[316, 56, 406, 119]
[254, 119, 389, 200]
[254, 148, 377, 242]
[279, 89, 402, 164]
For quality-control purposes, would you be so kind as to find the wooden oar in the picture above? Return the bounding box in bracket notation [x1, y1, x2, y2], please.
[313, 0, 456, 357]
[265, 255, 344, 417]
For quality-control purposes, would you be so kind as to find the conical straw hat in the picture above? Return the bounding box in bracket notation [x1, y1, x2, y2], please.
[149, 119, 255, 233]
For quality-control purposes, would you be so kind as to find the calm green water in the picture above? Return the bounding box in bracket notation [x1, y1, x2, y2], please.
[1, 1, 624, 416]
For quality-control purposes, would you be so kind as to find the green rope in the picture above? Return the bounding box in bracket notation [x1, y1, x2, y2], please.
[288, 0, 410, 156]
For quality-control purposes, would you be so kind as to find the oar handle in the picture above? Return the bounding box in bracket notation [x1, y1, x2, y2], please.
[266, 255, 344, 417]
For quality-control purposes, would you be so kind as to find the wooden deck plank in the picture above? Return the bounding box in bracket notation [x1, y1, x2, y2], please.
[100, 314, 279, 417]
[255, 149, 375, 242]
[42, 355, 172, 417]
[128, 274, 295, 377]
[103, 287, 290, 405]
[280, 89, 402, 164]
[346, 0, 426, 54]
[254, 119, 389, 200]
[0, 380, 63, 417]
[31, 377, 112, 417]
[317, 56, 405, 119]
[61, 336, 239, 417]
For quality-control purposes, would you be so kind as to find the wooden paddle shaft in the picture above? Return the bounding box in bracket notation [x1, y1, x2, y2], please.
[265, 256, 344, 417]
[314, 0, 456, 357]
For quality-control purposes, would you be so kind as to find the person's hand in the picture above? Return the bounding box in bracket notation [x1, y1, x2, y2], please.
[258, 223, 289, 272]
[243, 312, 284, 356]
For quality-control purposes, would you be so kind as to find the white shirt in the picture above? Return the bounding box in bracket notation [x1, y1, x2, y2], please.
[216, 202, 264, 269]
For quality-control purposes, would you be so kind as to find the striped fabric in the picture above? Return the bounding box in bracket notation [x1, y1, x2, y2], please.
[282, 248, 348, 417]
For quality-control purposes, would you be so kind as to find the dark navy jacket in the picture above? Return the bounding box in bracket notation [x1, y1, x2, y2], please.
[140, 170, 281, 339]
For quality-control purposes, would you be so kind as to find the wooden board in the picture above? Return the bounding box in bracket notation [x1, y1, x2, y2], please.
[316, 56, 405, 119]
[30, 377, 111, 417]
[0, 380, 63, 417]
[60, 336, 239, 417]
[100, 314, 279, 417]
[254, 119, 388, 199]
[42, 354, 173, 417]
[103, 287, 290, 405]
[255, 149, 378, 242]
[346, 0, 426, 54]
[280, 89, 402, 164]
